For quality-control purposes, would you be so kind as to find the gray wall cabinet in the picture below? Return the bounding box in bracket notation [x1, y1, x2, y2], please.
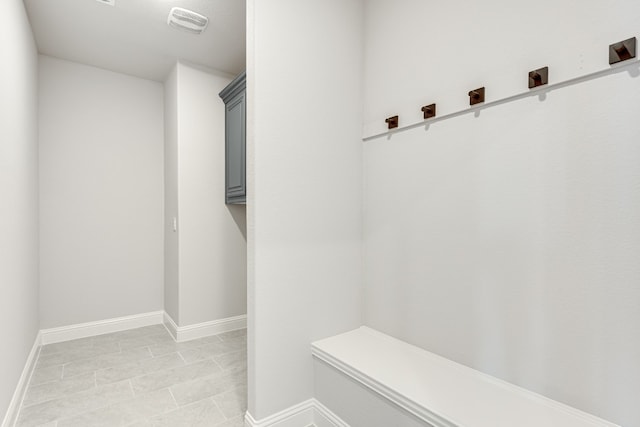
[219, 71, 246, 204]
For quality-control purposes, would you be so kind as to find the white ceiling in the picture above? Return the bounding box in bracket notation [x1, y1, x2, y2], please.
[24, 0, 246, 82]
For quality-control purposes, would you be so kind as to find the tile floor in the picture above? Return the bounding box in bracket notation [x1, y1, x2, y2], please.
[15, 325, 247, 427]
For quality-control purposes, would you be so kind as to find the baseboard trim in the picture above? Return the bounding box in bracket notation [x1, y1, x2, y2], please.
[1, 331, 41, 427]
[313, 400, 350, 427]
[163, 312, 179, 341]
[245, 400, 315, 427]
[164, 313, 247, 343]
[244, 399, 348, 427]
[40, 311, 165, 345]
[39, 311, 246, 345]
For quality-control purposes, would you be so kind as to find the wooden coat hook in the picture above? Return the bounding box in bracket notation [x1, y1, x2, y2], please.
[468, 87, 485, 105]
[385, 115, 399, 129]
[528, 66, 549, 89]
[609, 37, 637, 64]
[421, 104, 436, 119]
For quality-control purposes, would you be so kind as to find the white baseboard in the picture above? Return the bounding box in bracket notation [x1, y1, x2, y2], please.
[164, 312, 247, 342]
[39, 311, 246, 345]
[163, 312, 179, 341]
[245, 400, 315, 427]
[40, 311, 164, 345]
[244, 399, 348, 427]
[312, 400, 350, 427]
[1, 332, 41, 427]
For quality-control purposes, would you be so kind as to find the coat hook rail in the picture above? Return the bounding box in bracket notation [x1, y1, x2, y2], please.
[365, 57, 639, 142]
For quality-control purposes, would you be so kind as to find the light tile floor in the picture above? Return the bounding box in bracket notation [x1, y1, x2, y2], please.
[16, 325, 247, 427]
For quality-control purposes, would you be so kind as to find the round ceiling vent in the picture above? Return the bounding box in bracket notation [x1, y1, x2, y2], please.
[167, 7, 209, 35]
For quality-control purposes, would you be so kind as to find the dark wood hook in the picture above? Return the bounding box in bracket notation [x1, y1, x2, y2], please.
[468, 87, 485, 105]
[528, 67, 548, 89]
[614, 44, 632, 60]
[609, 37, 636, 64]
[421, 104, 436, 119]
[385, 115, 399, 129]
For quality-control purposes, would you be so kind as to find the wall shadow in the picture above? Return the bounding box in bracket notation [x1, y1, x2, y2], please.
[227, 204, 247, 241]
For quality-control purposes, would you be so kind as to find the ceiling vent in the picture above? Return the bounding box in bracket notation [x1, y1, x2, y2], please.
[167, 7, 209, 34]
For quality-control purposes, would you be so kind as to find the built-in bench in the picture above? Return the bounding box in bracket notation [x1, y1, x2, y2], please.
[311, 327, 620, 427]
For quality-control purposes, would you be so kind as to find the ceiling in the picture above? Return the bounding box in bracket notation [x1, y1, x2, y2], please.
[24, 0, 246, 82]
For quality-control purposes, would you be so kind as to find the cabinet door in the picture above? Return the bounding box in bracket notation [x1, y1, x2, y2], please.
[225, 90, 246, 204]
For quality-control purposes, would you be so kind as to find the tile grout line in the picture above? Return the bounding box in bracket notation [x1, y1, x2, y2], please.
[210, 357, 224, 371]
[211, 398, 229, 421]
[20, 371, 118, 410]
[167, 387, 180, 408]
[48, 381, 136, 427]
[26, 365, 65, 389]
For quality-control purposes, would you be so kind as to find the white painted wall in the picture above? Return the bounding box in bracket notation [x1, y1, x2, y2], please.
[247, 0, 364, 420]
[175, 62, 246, 326]
[164, 64, 180, 323]
[163, 62, 246, 327]
[0, 0, 39, 421]
[363, 1, 640, 425]
[39, 56, 164, 328]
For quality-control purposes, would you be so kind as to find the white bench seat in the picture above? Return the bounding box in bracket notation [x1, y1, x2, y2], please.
[311, 327, 619, 427]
